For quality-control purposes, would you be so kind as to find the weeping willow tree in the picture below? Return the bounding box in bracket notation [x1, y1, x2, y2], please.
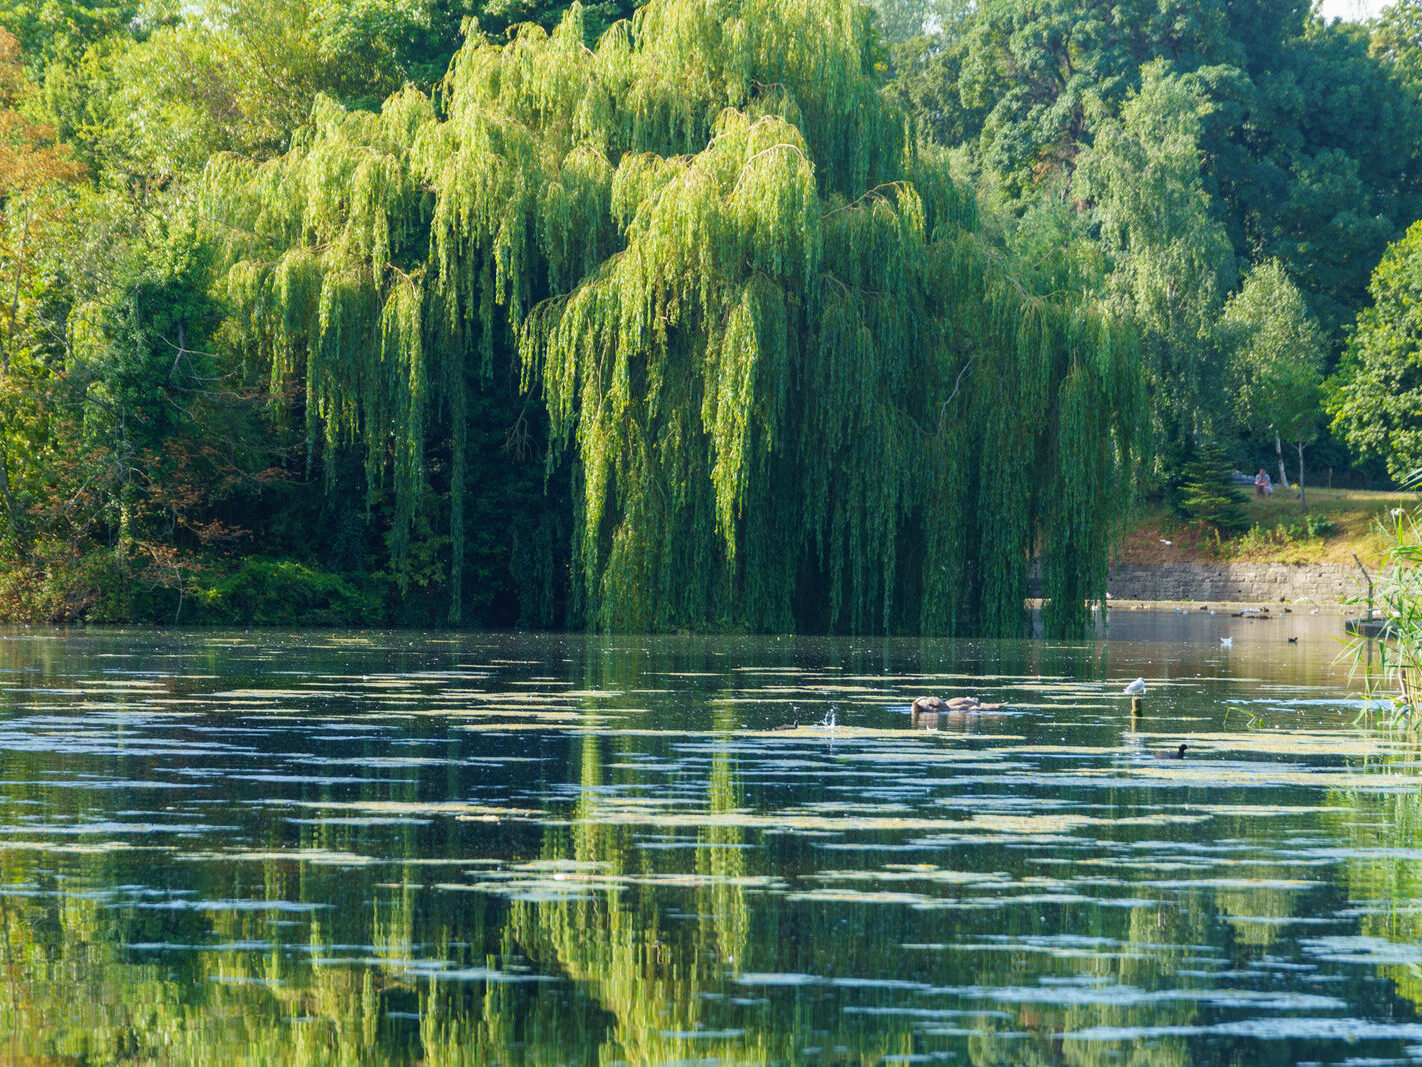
[204, 0, 1145, 636]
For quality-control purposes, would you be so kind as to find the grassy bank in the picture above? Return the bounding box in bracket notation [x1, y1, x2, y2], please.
[1117, 487, 1416, 567]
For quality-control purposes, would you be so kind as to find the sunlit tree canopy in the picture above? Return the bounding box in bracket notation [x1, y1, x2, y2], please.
[204, 0, 1145, 636]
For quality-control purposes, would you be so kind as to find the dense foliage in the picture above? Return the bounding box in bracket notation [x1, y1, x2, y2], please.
[1331, 220, 1422, 482]
[893, 0, 1422, 339]
[201, 0, 1144, 636]
[1221, 260, 1325, 506]
[883, 0, 1422, 491]
[2, 0, 1421, 633]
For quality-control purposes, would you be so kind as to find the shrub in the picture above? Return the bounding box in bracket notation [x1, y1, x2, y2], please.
[1306, 514, 1338, 539]
[0, 545, 187, 623]
[194, 559, 380, 626]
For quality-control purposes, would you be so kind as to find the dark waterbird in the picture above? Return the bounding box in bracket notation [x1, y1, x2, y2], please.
[1153, 743, 1188, 759]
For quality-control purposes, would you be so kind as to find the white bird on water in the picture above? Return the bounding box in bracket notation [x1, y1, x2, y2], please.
[1220, 636, 1233, 649]
[1123, 677, 1147, 695]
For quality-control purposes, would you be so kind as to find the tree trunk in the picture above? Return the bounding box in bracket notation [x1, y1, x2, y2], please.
[1274, 433, 1290, 490]
[1297, 438, 1307, 513]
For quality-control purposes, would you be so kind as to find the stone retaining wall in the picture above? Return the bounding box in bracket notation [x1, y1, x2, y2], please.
[1105, 562, 1362, 604]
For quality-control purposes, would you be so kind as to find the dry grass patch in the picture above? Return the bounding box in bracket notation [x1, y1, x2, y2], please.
[1117, 488, 1414, 566]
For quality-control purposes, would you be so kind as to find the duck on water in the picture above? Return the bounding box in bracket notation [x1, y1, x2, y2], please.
[912, 695, 1008, 715]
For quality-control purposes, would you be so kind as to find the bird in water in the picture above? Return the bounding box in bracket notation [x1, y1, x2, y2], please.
[913, 695, 1008, 714]
[1153, 743, 1188, 759]
[1219, 636, 1233, 649]
[1123, 678, 1147, 695]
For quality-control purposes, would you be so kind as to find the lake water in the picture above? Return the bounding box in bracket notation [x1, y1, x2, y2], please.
[1, 611, 1420, 1064]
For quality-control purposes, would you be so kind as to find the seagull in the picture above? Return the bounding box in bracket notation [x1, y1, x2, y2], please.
[1220, 636, 1233, 649]
[1123, 678, 1147, 695]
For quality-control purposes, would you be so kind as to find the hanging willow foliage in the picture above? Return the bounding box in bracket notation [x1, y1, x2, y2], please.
[204, 0, 1145, 636]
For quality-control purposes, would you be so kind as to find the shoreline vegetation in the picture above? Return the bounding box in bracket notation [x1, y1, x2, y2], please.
[5, 0, 1422, 635]
[0, 489, 1408, 627]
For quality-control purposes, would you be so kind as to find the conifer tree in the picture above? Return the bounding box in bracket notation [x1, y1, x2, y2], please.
[1177, 443, 1248, 535]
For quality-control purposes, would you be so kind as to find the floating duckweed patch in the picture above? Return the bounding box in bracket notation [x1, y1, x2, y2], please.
[182, 848, 383, 866]
[266, 800, 539, 819]
[0, 840, 165, 854]
[815, 868, 1012, 886]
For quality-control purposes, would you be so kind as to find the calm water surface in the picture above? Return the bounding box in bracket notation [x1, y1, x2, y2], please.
[1, 611, 1420, 1064]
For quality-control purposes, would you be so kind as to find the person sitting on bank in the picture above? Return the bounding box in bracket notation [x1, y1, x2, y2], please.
[1255, 469, 1273, 497]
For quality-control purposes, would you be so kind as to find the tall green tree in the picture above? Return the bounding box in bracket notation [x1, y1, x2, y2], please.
[1078, 62, 1236, 455]
[1221, 259, 1326, 509]
[204, 0, 1146, 636]
[38, 0, 597, 183]
[1370, 0, 1422, 96]
[898, 0, 1422, 341]
[1330, 220, 1422, 483]
[864, 0, 964, 46]
[880, 2, 981, 149]
[0, 27, 85, 548]
[1258, 20, 1422, 338]
[0, 0, 134, 75]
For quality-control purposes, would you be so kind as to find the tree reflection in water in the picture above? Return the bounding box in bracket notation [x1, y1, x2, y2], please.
[0, 622, 1417, 1063]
